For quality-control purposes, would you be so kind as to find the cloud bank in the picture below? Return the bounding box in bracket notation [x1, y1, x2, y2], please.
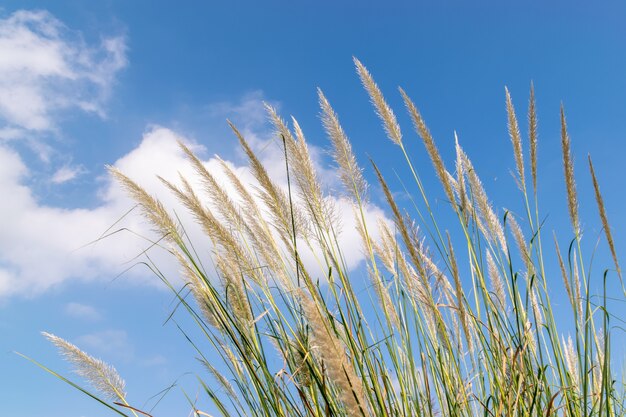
[0, 118, 389, 298]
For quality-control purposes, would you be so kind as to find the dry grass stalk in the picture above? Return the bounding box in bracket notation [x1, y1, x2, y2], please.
[505, 87, 525, 189]
[215, 253, 252, 324]
[560, 105, 580, 235]
[525, 318, 537, 354]
[529, 286, 543, 330]
[107, 166, 180, 243]
[318, 88, 367, 203]
[177, 140, 245, 230]
[507, 213, 533, 275]
[448, 232, 472, 352]
[528, 83, 538, 193]
[400, 88, 456, 207]
[354, 57, 403, 145]
[460, 150, 508, 253]
[228, 120, 305, 246]
[174, 250, 221, 329]
[290, 115, 339, 236]
[217, 157, 289, 284]
[553, 235, 574, 309]
[299, 291, 369, 416]
[371, 162, 428, 281]
[592, 335, 605, 398]
[588, 155, 621, 278]
[42, 332, 127, 402]
[454, 134, 470, 222]
[159, 175, 257, 284]
[367, 264, 400, 329]
[407, 223, 454, 301]
[563, 335, 580, 389]
[487, 251, 506, 308]
[373, 218, 398, 276]
[198, 358, 238, 398]
[572, 252, 583, 322]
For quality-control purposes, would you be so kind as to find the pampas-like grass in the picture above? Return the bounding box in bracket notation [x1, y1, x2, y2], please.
[33, 60, 625, 417]
[42, 332, 127, 402]
[528, 83, 538, 194]
[560, 105, 580, 235]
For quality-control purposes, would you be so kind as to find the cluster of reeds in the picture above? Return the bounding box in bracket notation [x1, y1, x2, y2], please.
[32, 58, 625, 416]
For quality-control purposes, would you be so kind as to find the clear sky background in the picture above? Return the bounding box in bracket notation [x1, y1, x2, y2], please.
[1, 2, 626, 417]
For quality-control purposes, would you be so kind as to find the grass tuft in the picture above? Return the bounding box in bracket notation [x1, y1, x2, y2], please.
[32, 60, 625, 417]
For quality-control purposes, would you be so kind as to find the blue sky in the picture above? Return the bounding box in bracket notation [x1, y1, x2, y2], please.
[1, 2, 626, 416]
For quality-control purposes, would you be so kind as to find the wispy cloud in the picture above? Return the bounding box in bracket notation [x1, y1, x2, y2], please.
[0, 93, 389, 298]
[75, 329, 133, 361]
[0, 9, 126, 135]
[140, 354, 168, 367]
[51, 164, 87, 184]
[64, 302, 102, 321]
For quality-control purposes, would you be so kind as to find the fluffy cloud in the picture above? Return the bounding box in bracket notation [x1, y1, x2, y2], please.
[64, 302, 102, 321]
[0, 117, 389, 298]
[75, 329, 133, 361]
[0, 128, 191, 298]
[0, 9, 126, 134]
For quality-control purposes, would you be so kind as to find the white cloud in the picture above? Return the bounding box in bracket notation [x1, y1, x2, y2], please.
[0, 9, 126, 134]
[75, 329, 133, 361]
[0, 118, 390, 298]
[51, 163, 86, 184]
[64, 302, 102, 321]
[140, 354, 168, 367]
[0, 132, 189, 298]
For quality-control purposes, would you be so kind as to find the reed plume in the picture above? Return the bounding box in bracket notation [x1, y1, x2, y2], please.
[318, 88, 367, 203]
[107, 166, 180, 243]
[42, 332, 127, 402]
[299, 291, 369, 416]
[35, 61, 625, 417]
[505, 87, 525, 189]
[528, 83, 538, 193]
[400, 88, 456, 206]
[588, 155, 621, 279]
[560, 105, 579, 235]
[354, 57, 402, 145]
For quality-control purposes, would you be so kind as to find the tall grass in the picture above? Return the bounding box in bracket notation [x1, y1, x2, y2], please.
[31, 59, 625, 416]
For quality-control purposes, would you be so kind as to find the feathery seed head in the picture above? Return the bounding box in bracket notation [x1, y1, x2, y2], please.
[460, 150, 508, 253]
[43, 332, 127, 402]
[554, 235, 573, 306]
[318, 88, 368, 202]
[299, 291, 369, 416]
[454, 133, 470, 221]
[560, 105, 580, 235]
[400, 88, 456, 206]
[588, 155, 621, 279]
[487, 251, 506, 308]
[528, 82, 538, 193]
[354, 57, 402, 145]
[448, 232, 472, 352]
[108, 166, 180, 243]
[177, 140, 244, 230]
[507, 213, 532, 274]
[563, 335, 580, 389]
[505, 87, 525, 188]
[228, 120, 307, 245]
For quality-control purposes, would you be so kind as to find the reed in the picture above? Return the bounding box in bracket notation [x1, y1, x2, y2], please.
[31, 60, 624, 417]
